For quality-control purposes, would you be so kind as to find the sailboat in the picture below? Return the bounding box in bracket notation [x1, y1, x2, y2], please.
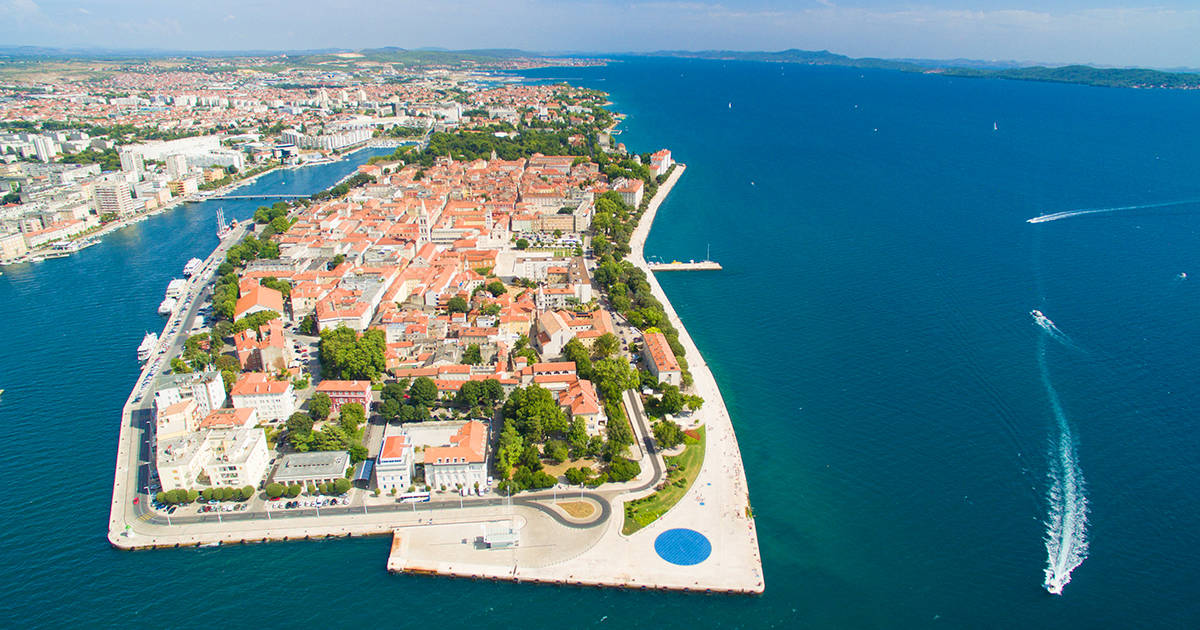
[994, 121, 998, 131]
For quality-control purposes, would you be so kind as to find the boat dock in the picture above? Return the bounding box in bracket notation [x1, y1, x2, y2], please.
[648, 260, 722, 271]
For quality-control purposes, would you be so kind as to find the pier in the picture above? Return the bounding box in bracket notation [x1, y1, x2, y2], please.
[648, 260, 722, 271]
[208, 194, 311, 201]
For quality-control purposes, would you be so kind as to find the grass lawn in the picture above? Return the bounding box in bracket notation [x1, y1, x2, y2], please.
[621, 425, 706, 535]
[543, 458, 599, 478]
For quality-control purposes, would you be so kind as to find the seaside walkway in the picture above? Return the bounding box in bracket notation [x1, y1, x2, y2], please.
[208, 194, 311, 201]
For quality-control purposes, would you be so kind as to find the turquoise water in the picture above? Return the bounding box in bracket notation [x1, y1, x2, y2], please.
[3, 61, 1200, 627]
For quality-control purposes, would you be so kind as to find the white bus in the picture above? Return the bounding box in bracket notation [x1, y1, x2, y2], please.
[398, 491, 431, 503]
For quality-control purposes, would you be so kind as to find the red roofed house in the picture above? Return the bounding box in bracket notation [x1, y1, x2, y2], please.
[230, 372, 296, 422]
[424, 420, 488, 490]
[559, 378, 606, 436]
[375, 434, 414, 491]
[641, 331, 682, 387]
[315, 380, 373, 414]
[235, 282, 285, 321]
[232, 319, 290, 371]
[198, 407, 259, 431]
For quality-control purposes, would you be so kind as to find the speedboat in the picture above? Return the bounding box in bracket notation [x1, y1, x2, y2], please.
[1030, 309, 1053, 326]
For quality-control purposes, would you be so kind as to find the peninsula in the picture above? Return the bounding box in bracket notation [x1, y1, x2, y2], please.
[95, 59, 761, 594]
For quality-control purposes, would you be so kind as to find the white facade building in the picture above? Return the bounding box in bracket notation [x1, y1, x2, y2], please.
[376, 435, 415, 491]
[230, 372, 296, 422]
[154, 371, 229, 417]
[424, 420, 488, 490]
[156, 427, 269, 491]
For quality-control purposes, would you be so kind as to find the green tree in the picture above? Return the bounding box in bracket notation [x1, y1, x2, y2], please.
[496, 421, 523, 480]
[503, 385, 568, 442]
[653, 419, 685, 449]
[339, 402, 365, 433]
[591, 357, 639, 401]
[286, 411, 314, 436]
[592, 332, 620, 359]
[286, 484, 302, 498]
[408, 376, 438, 408]
[333, 478, 351, 494]
[567, 417, 589, 457]
[309, 391, 332, 420]
[462, 343, 482, 365]
[485, 280, 507, 296]
[318, 326, 386, 380]
[520, 444, 544, 472]
[543, 440, 568, 464]
[561, 338, 593, 379]
[447, 296, 469, 313]
[170, 357, 192, 374]
[515, 238, 530, 250]
[564, 467, 591, 485]
[299, 313, 317, 335]
[266, 483, 285, 498]
[607, 457, 641, 482]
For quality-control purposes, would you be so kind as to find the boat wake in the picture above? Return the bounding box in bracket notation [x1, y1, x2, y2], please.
[1037, 334, 1089, 595]
[1031, 310, 1082, 352]
[1027, 198, 1200, 224]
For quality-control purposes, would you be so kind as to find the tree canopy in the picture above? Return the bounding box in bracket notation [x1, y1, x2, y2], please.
[318, 326, 386, 381]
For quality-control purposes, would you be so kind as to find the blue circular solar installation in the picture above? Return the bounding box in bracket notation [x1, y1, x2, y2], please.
[654, 528, 712, 565]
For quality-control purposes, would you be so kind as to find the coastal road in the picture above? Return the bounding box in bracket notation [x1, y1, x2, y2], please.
[110, 223, 250, 542]
[131, 488, 612, 531]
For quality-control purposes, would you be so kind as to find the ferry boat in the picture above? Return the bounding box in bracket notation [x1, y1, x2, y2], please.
[165, 278, 187, 299]
[158, 297, 177, 315]
[182, 258, 203, 276]
[137, 332, 158, 362]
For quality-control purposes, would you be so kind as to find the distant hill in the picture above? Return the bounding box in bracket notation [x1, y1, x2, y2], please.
[2, 45, 1198, 89]
[640, 49, 1200, 89]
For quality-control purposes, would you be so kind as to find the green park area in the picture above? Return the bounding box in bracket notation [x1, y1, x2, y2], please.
[621, 425, 706, 535]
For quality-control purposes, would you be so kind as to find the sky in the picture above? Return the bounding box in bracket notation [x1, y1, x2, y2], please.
[3, 0, 1200, 69]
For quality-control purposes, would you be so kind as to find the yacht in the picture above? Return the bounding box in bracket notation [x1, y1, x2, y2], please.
[182, 258, 203, 276]
[158, 297, 177, 315]
[137, 332, 159, 362]
[165, 278, 187, 299]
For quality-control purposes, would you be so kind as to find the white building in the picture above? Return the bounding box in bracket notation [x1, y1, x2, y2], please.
[156, 426, 269, 491]
[166, 154, 189, 180]
[230, 372, 296, 422]
[154, 370, 228, 417]
[119, 150, 144, 174]
[156, 398, 202, 441]
[424, 420, 488, 490]
[93, 178, 135, 216]
[376, 434, 414, 491]
[201, 428, 270, 489]
[273, 451, 351, 487]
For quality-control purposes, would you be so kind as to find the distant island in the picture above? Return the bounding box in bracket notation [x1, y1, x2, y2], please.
[643, 49, 1200, 90]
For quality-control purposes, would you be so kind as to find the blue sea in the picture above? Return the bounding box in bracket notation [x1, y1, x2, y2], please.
[3, 59, 1200, 628]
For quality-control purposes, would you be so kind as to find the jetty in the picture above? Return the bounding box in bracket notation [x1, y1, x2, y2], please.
[648, 260, 722, 271]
